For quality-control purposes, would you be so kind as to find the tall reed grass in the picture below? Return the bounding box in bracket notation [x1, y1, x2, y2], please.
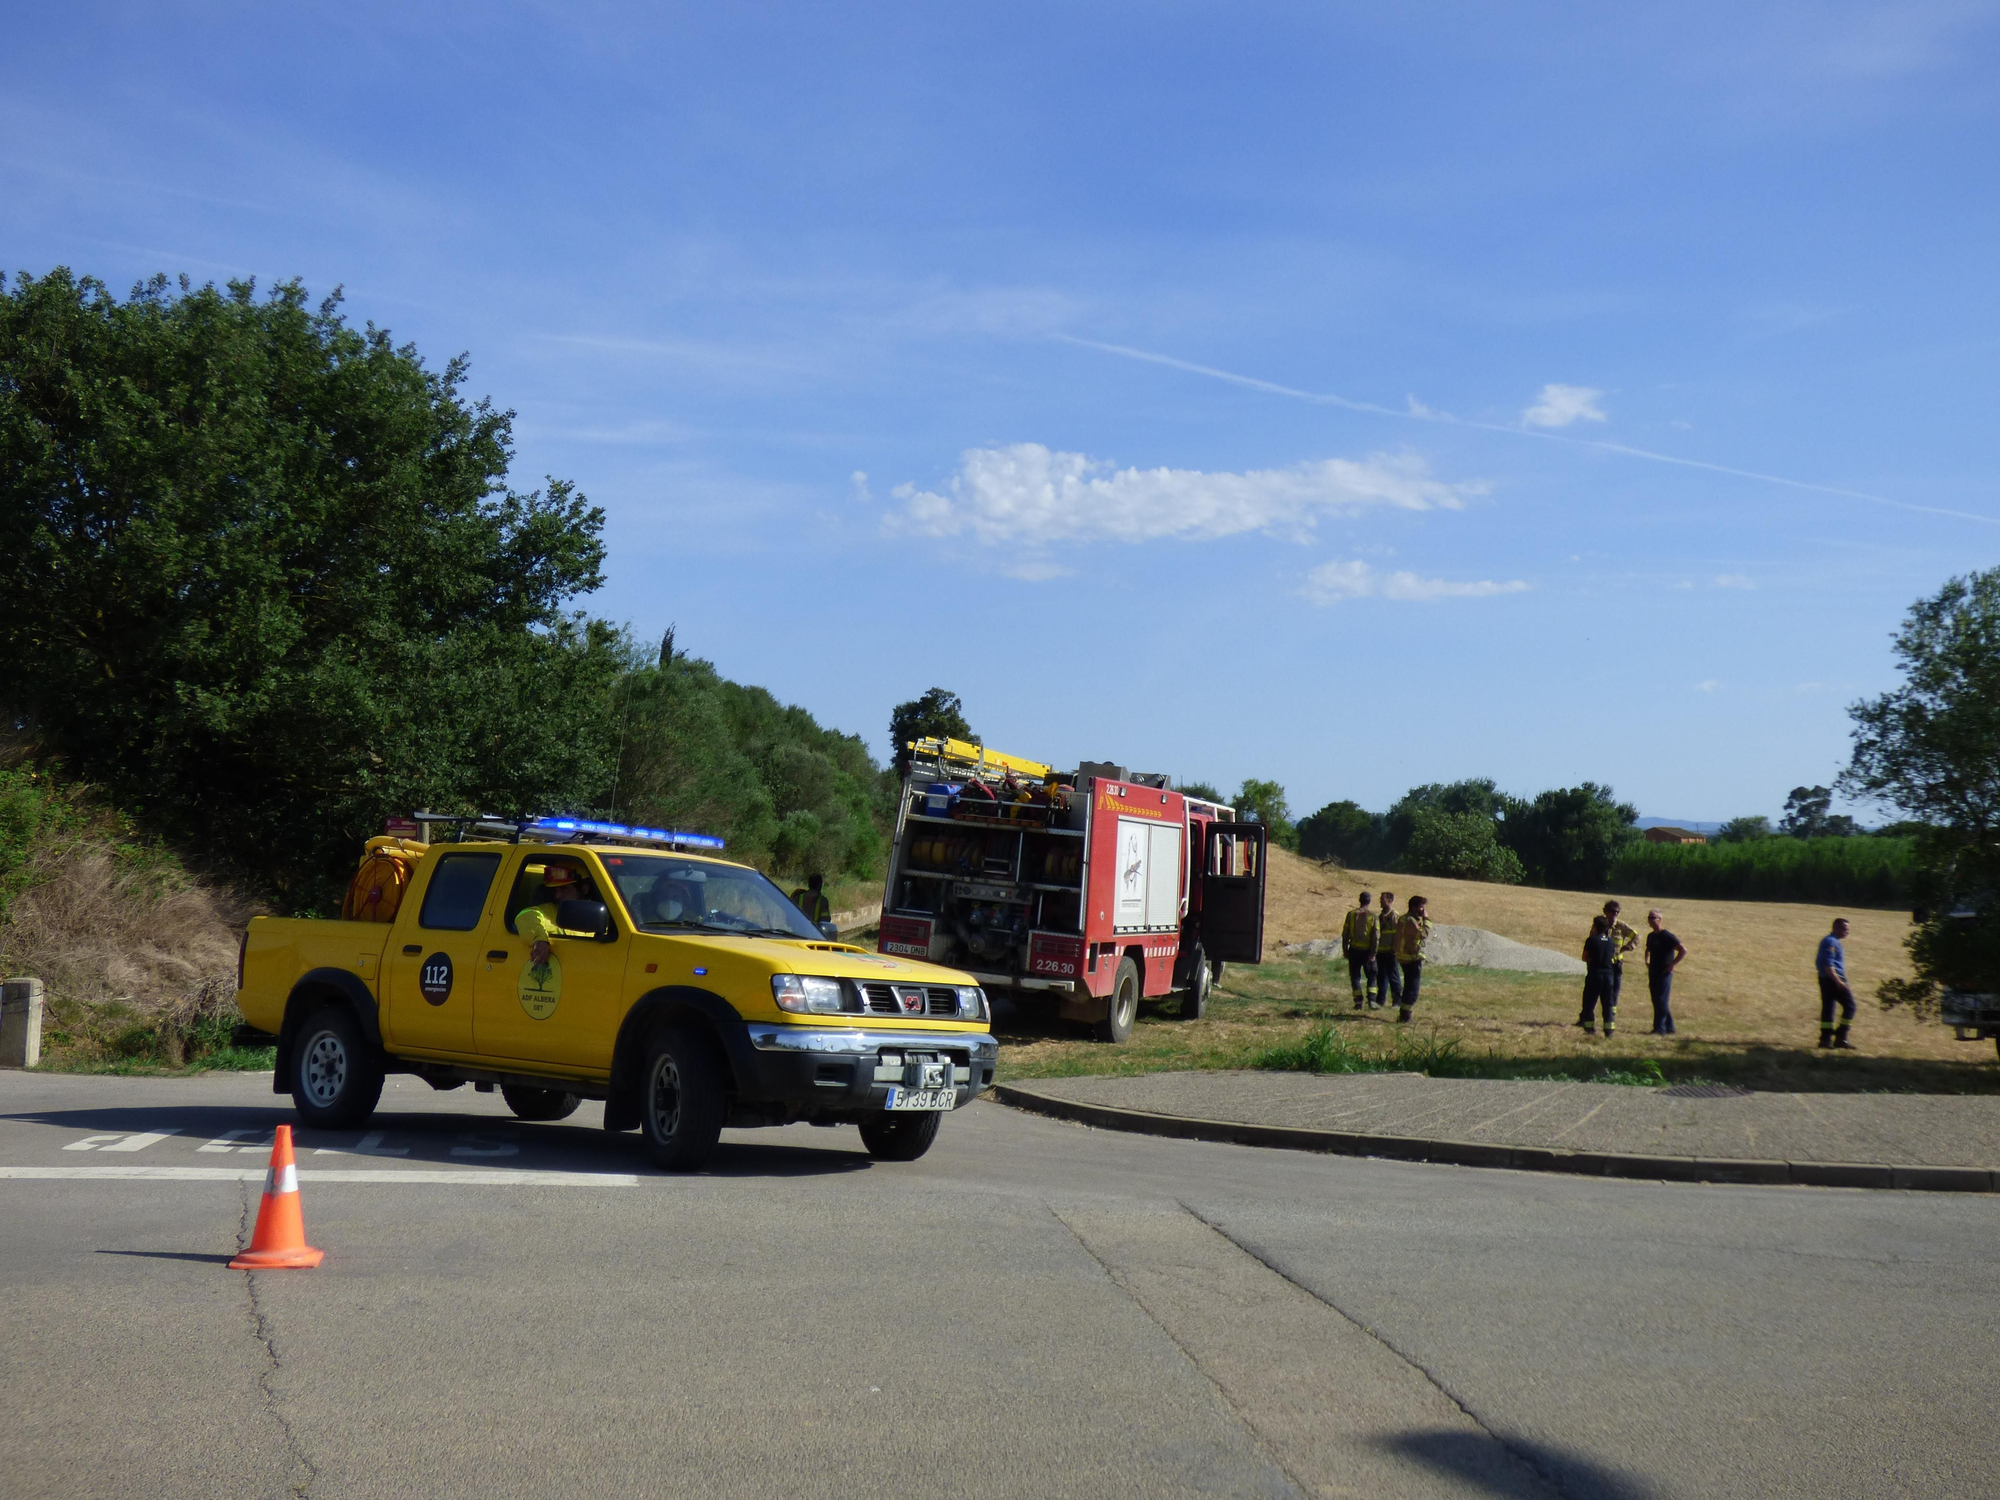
[1609, 835, 1914, 908]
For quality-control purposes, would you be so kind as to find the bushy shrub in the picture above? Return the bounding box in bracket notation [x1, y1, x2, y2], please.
[1403, 808, 1525, 884]
[1608, 835, 1915, 907]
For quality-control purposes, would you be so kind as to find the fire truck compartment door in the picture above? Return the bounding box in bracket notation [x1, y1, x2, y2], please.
[1114, 817, 1183, 932]
[1201, 822, 1267, 964]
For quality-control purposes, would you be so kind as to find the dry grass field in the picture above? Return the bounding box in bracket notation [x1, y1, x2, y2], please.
[996, 848, 2000, 1093]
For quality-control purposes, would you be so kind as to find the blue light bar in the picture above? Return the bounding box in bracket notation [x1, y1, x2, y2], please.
[528, 817, 725, 850]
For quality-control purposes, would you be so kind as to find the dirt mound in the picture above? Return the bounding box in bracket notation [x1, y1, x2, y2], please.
[1284, 924, 1585, 975]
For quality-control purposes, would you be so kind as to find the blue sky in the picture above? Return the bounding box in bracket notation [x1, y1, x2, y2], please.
[7, 2, 1998, 824]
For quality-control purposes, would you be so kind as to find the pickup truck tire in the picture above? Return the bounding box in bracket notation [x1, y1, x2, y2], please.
[501, 1086, 582, 1122]
[1094, 957, 1140, 1043]
[289, 1002, 384, 1130]
[858, 1109, 942, 1161]
[639, 1025, 726, 1171]
[1181, 945, 1210, 1021]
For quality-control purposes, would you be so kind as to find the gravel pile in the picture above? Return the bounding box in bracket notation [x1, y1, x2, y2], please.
[1283, 923, 1585, 976]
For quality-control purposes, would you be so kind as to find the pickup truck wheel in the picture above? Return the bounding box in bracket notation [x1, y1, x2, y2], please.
[501, 1086, 582, 1123]
[289, 1003, 384, 1130]
[1094, 957, 1140, 1043]
[1181, 946, 1211, 1020]
[639, 1025, 726, 1171]
[858, 1109, 943, 1161]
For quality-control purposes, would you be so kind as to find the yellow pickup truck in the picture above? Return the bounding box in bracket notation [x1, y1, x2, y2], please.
[237, 822, 997, 1169]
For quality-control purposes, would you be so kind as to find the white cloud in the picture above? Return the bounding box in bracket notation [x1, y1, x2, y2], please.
[1713, 573, 1756, 589]
[886, 443, 1482, 547]
[1522, 384, 1608, 429]
[1303, 558, 1529, 604]
[1696, 679, 1721, 693]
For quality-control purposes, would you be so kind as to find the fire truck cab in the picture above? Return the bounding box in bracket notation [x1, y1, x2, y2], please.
[876, 739, 1268, 1042]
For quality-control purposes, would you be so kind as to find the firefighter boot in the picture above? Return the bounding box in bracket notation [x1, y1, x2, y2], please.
[1818, 1029, 1835, 1049]
[1833, 1024, 1856, 1050]
[1397, 1006, 1413, 1024]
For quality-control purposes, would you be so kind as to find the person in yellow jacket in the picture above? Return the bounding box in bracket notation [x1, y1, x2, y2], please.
[516, 861, 603, 964]
[1393, 894, 1433, 1023]
[1602, 900, 1640, 1014]
[1340, 892, 1378, 1009]
[1372, 892, 1401, 1010]
[791, 871, 832, 927]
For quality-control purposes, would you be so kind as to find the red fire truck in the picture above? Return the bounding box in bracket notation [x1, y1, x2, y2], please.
[875, 739, 1268, 1042]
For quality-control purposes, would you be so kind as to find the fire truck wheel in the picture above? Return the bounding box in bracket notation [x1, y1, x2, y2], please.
[1181, 948, 1211, 1020]
[501, 1085, 583, 1122]
[1095, 957, 1140, 1043]
[858, 1109, 943, 1161]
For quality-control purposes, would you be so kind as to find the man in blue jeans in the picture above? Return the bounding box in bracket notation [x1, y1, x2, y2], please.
[1643, 908, 1687, 1035]
[1817, 918, 1856, 1049]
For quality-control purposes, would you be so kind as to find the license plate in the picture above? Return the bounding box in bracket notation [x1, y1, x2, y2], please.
[885, 1086, 957, 1112]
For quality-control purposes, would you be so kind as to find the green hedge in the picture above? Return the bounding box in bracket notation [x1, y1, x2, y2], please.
[1608, 835, 1915, 908]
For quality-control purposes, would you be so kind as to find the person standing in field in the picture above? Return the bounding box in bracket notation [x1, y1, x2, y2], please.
[1394, 894, 1432, 1023]
[1373, 892, 1401, 1011]
[1602, 900, 1640, 1013]
[1341, 891, 1378, 1009]
[1817, 917, 1857, 1050]
[1578, 914, 1617, 1035]
[1644, 909, 1687, 1035]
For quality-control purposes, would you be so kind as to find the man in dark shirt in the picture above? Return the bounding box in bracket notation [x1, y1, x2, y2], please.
[1643, 909, 1687, 1035]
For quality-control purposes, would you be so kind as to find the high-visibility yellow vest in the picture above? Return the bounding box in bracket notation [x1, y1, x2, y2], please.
[793, 888, 831, 923]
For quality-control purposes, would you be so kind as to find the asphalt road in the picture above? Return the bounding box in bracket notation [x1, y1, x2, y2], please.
[3, 1070, 1997, 1500]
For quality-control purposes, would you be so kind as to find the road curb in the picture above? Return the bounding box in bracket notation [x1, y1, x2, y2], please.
[991, 1082, 2000, 1193]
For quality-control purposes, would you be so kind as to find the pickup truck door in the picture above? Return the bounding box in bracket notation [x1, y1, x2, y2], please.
[386, 850, 508, 1056]
[474, 851, 630, 1071]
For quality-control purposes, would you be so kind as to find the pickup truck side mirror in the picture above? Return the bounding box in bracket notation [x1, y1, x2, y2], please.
[818, 919, 840, 941]
[557, 898, 613, 939]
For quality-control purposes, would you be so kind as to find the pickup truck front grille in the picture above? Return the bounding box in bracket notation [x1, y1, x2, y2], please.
[857, 982, 964, 1017]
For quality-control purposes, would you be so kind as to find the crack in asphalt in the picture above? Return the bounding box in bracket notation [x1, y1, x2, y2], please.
[1048, 1204, 1313, 1500]
[238, 1181, 320, 1499]
[1181, 1203, 1573, 1500]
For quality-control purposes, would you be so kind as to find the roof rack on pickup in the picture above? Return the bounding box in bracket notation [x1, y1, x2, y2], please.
[410, 812, 725, 851]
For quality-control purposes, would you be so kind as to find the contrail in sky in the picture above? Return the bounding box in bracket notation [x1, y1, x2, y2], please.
[1055, 333, 2000, 528]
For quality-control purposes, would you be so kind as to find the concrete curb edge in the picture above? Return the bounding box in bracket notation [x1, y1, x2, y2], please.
[990, 1082, 1998, 1193]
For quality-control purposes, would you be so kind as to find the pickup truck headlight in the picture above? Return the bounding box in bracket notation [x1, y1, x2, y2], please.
[772, 974, 844, 1014]
[957, 986, 987, 1020]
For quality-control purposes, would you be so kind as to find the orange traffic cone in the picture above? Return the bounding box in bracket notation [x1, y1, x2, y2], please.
[229, 1125, 325, 1270]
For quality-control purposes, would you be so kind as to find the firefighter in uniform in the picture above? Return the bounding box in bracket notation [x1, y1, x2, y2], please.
[1395, 895, 1433, 1023]
[1373, 892, 1401, 1010]
[792, 871, 832, 927]
[1602, 900, 1640, 1014]
[1341, 892, 1378, 1009]
[516, 860, 602, 964]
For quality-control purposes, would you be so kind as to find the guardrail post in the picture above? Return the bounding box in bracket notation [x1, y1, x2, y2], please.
[1, 977, 45, 1068]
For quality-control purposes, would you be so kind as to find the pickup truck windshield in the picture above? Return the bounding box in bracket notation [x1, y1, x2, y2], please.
[596, 853, 826, 939]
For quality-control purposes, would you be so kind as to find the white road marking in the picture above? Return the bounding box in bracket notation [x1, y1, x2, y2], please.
[316, 1131, 409, 1157]
[0, 1167, 640, 1185]
[199, 1130, 265, 1153]
[62, 1135, 126, 1152]
[100, 1130, 182, 1153]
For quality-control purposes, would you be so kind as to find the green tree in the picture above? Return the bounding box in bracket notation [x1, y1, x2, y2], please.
[1296, 799, 1384, 865]
[1175, 780, 1225, 803]
[1402, 807, 1525, 884]
[1499, 783, 1638, 889]
[888, 688, 973, 775]
[1380, 780, 1506, 868]
[1844, 569, 2000, 1009]
[1717, 815, 1773, 843]
[613, 653, 884, 879]
[0, 269, 618, 904]
[1235, 779, 1298, 851]
[1779, 785, 1856, 838]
